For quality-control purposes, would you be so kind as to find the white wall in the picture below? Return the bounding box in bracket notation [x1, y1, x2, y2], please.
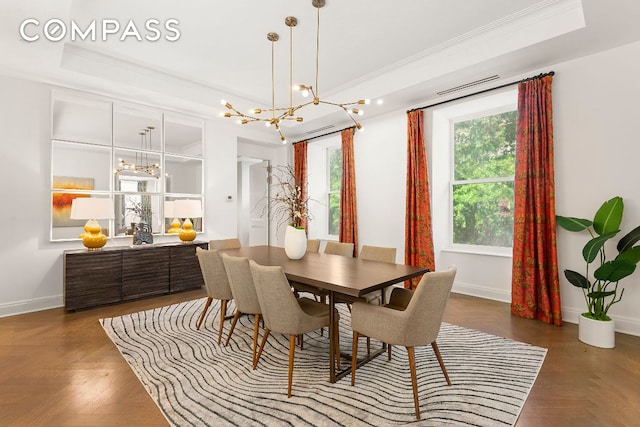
[0, 74, 239, 317]
[0, 77, 66, 315]
[202, 121, 238, 242]
[353, 114, 407, 263]
[349, 40, 640, 336]
[552, 40, 640, 335]
[3, 39, 640, 336]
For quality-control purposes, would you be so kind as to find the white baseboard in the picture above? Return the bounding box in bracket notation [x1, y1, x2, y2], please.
[452, 281, 511, 303]
[561, 307, 640, 337]
[452, 283, 640, 338]
[0, 295, 63, 318]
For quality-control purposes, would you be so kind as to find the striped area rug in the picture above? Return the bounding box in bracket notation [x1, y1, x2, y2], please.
[100, 298, 546, 426]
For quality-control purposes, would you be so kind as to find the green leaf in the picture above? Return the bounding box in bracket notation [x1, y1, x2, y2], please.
[582, 231, 619, 263]
[587, 290, 616, 299]
[556, 215, 592, 232]
[616, 246, 640, 264]
[564, 269, 590, 289]
[594, 259, 636, 282]
[593, 196, 623, 236]
[617, 225, 640, 253]
[582, 312, 612, 321]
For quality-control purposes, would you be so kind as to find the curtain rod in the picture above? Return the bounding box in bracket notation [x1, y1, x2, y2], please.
[292, 126, 354, 145]
[406, 71, 555, 114]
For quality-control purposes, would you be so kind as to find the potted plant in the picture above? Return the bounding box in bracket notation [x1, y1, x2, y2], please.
[268, 165, 311, 259]
[556, 196, 640, 348]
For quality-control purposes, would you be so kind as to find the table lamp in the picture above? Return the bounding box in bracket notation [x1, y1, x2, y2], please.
[173, 199, 202, 243]
[164, 201, 181, 234]
[70, 197, 114, 251]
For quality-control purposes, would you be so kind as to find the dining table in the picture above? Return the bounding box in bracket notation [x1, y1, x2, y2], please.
[219, 245, 429, 383]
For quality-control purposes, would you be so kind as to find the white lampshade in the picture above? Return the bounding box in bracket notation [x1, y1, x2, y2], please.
[164, 200, 175, 218]
[173, 199, 202, 218]
[70, 198, 114, 220]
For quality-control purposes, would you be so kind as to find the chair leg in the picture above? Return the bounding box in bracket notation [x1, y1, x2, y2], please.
[388, 344, 392, 361]
[431, 341, 452, 386]
[334, 318, 341, 371]
[288, 334, 296, 398]
[407, 346, 421, 420]
[351, 331, 359, 386]
[366, 336, 371, 355]
[254, 328, 271, 370]
[252, 314, 260, 367]
[217, 300, 228, 344]
[224, 311, 242, 346]
[196, 297, 213, 330]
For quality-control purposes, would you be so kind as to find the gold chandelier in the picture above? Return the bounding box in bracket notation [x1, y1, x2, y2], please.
[221, 0, 369, 143]
[115, 126, 161, 178]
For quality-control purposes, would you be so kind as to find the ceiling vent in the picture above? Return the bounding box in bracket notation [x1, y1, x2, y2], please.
[436, 75, 500, 96]
[305, 124, 335, 135]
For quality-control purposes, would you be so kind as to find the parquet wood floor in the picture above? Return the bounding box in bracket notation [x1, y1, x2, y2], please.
[1, 290, 638, 426]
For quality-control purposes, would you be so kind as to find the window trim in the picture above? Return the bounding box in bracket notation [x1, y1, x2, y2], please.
[326, 146, 341, 238]
[447, 96, 517, 253]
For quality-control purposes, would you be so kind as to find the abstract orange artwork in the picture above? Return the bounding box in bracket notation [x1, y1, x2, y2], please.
[52, 176, 94, 227]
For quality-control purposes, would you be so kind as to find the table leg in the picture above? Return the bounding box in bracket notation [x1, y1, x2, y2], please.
[329, 291, 336, 383]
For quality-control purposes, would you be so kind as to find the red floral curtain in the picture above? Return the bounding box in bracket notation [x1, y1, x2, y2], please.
[511, 75, 562, 326]
[339, 129, 358, 257]
[405, 110, 435, 289]
[293, 141, 308, 230]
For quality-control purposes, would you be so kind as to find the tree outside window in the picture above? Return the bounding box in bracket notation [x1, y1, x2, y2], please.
[452, 110, 516, 247]
[328, 148, 342, 236]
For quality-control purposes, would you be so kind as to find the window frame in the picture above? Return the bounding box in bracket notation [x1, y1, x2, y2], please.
[446, 95, 517, 256]
[326, 146, 342, 238]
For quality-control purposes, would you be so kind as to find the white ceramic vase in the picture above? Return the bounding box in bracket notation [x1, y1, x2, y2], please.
[578, 314, 615, 348]
[284, 225, 307, 260]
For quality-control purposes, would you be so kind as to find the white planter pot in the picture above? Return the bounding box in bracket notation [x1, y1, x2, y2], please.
[578, 314, 615, 348]
[284, 225, 307, 260]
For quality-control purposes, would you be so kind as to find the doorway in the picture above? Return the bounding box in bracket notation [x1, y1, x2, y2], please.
[237, 157, 270, 246]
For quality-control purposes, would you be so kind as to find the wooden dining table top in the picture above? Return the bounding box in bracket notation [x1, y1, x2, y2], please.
[219, 245, 428, 297]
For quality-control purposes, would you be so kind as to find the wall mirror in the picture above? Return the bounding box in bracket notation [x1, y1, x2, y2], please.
[113, 104, 162, 151]
[165, 155, 203, 194]
[52, 93, 111, 146]
[114, 192, 162, 237]
[50, 90, 204, 242]
[165, 113, 203, 156]
[164, 196, 203, 234]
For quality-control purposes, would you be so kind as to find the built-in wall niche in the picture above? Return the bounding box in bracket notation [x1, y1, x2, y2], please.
[50, 90, 204, 242]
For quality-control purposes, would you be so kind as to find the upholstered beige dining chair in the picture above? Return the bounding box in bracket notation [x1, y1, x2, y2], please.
[195, 247, 233, 344]
[324, 241, 354, 257]
[249, 260, 341, 398]
[306, 239, 320, 253]
[210, 238, 242, 250]
[359, 245, 397, 304]
[221, 253, 262, 367]
[350, 266, 457, 420]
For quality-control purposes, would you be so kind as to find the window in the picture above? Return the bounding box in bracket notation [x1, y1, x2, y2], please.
[327, 147, 342, 236]
[451, 109, 516, 248]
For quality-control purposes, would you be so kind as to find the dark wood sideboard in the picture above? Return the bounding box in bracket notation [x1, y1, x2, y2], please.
[63, 241, 208, 310]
